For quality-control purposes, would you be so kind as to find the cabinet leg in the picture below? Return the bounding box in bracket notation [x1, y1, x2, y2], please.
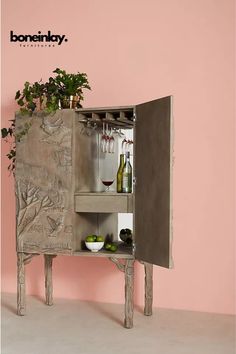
[124, 259, 134, 329]
[44, 255, 56, 306]
[144, 262, 153, 316]
[17, 253, 26, 316]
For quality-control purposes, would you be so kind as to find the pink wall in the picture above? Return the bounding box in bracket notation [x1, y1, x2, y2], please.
[1, 0, 235, 314]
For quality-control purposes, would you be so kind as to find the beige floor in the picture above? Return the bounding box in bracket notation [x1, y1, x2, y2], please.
[1, 293, 235, 354]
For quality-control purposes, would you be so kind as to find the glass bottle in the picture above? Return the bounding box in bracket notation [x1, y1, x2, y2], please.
[122, 151, 132, 193]
[117, 154, 125, 193]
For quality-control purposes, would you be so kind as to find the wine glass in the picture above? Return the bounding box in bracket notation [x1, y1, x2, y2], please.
[108, 127, 115, 153]
[100, 123, 107, 153]
[101, 179, 114, 192]
[99, 150, 116, 192]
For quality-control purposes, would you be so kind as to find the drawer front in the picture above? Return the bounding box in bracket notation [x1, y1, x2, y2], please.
[75, 195, 130, 213]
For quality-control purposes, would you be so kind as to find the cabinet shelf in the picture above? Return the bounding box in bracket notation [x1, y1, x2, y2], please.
[74, 241, 133, 258]
[74, 192, 133, 213]
[72, 250, 134, 259]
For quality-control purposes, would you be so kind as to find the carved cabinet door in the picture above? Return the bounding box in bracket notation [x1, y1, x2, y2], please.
[15, 110, 74, 254]
[134, 96, 173, 268]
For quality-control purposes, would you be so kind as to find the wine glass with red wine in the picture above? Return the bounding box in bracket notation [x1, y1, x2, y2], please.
[100, 151, 116, 192]
[101, 179, 114, 192]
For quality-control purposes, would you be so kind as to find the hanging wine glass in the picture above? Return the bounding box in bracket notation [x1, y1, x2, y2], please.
[122, 137, 127, 154]
[109, 127, 115, 153]
[100, 123, 107, 153]
[105, 124, 110, 153]
[127, 139, 133, 153]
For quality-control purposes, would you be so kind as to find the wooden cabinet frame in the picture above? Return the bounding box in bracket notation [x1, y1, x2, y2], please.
[15, 96, 173, 328]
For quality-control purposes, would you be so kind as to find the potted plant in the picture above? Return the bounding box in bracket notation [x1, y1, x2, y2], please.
[2, 68, 91, 172]
[53, 68, 91, 109]
[14, 68, 91, 114]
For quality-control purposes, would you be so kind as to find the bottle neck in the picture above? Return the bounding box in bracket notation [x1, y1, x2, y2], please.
[120, 154, 125, 163]
[125, 152, 130, 164]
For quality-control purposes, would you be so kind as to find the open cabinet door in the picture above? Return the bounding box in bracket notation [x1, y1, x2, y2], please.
[134, 96, 173, 268]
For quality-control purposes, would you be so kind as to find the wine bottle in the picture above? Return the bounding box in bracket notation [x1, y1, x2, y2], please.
[122, 151, 132, 193]
[117, 154, 125, 193]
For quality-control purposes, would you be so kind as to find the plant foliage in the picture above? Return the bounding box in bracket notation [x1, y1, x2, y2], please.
[14, 68, 91, 114]
[2, 68, 91, 172]
[1, 119, 32, 173]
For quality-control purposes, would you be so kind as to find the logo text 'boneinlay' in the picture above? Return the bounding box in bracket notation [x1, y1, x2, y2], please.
[10, 31, 68, 46]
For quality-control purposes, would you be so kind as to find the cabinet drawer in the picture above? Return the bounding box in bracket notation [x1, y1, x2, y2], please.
[74, 193, 133, 213]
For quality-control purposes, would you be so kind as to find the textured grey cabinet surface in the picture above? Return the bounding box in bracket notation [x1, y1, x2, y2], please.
[134, 96, 173, 267]
[15, 97, 173, 264]
[15, 96, 173, 327]
[15, 110, 74, 254]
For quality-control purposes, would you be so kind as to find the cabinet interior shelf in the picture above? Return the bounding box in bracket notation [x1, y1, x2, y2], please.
[73, 250, 134, 259]
[74, 192, 134, 213]
[21, 250, 134, 259]
[74, 241, 133, 258]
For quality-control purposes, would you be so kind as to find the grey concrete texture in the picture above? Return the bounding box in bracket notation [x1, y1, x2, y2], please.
[1, 293, 235, 354]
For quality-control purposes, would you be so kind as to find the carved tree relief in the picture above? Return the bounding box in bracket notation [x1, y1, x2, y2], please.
[15, 111, 74, 253]
[16, 180, 54, 237]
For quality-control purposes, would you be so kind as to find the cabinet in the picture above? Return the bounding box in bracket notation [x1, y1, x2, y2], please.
[15, 96, 173, 328]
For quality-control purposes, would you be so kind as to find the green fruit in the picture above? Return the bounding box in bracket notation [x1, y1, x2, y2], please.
[105, 243, 112, 250]
[96, 235, 104, 242]
[110, 244, 118, 252]
[86, 235, 96, 242]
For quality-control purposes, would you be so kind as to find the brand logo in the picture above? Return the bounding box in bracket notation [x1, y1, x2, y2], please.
[10, 31, 68, 46]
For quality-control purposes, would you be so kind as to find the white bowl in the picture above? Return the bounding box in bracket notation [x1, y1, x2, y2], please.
[85, 241, 104, 252]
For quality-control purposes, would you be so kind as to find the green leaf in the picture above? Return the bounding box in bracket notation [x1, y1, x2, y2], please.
[15, 90, 21, 99]
[1, 128, 8, 138]
[8, 128, 13, 136]
[7, 151, 14, 159]
[18, 99, 24, 107]
[27, 101, 36, 111]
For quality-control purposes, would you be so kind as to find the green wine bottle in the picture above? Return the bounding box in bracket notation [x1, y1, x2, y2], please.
[117, 154, 125, 193]
[122, 151, 132, 193]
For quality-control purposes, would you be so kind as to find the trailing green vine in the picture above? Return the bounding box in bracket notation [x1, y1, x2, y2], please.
[2, 119, 32, 172]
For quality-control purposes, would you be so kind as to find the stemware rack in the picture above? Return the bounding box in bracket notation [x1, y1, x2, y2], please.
[76, 106, 134, 129]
